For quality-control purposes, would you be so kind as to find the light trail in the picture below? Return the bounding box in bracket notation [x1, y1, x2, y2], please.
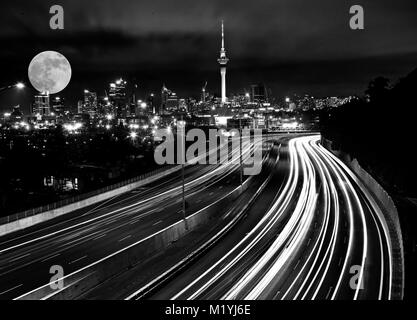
[164, 135, 393, 300]
[5, 137, 267, 300]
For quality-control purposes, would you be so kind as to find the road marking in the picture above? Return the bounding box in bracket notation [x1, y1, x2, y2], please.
[293, 259, 300, 270]
[0, 284, 23, 295]
[92, 234, 107, 241]
[273, 290, 281, 300]
[8, 253, 30, 263]
[306, 238, 311, 247]
[209, 192, 214, 196]
[69, 255, 87, 265]
[325, 287, 333, 299]
[218, 186, 223, 189]
[338, 258, 342, 267]
[41, 253, 61, 263]
[81, 194, 120, 217]
[152, 220, 163, 226]
[118, 235, 132, 242]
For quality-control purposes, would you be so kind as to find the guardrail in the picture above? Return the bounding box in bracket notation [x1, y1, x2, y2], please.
[0, 166, 170, 226]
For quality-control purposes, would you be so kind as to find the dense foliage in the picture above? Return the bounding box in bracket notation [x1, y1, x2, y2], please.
[321, 68, 417, 197]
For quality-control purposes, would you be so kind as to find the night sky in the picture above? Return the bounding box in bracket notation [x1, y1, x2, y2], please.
[1, 0, 417, 113]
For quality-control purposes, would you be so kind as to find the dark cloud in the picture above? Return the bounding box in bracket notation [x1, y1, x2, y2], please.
[1, 0, 417, 112]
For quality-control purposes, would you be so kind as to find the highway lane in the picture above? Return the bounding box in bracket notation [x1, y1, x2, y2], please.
[142, 135, 393, 300]
[81, 141, 283, 299]
[0, 137, 265, 300]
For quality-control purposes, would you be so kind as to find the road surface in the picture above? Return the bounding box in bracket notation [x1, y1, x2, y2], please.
[131, 135, 394, 300]
[0, 134, 395, 300]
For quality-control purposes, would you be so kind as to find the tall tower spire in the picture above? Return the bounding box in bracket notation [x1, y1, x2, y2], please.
[218, 20, 229, 104]
[221, 20, 225, 50]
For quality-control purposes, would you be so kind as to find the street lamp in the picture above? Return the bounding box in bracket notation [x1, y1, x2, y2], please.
[178, 115, 188, 230]
[0, 82, 25, 93]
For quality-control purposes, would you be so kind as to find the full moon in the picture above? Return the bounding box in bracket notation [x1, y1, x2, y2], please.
[28, 51, 72, 94]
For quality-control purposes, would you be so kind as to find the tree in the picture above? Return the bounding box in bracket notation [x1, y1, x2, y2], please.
[365, 76, 390, 104]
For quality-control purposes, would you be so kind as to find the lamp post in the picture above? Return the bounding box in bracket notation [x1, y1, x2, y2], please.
[239, 106, 243, 190]
[179, 113, 188, 230]
[0, 82, 25, 94]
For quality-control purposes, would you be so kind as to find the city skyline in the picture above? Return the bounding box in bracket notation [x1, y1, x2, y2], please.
[1, 0, 417, 113]
[1, 0, 416, 304]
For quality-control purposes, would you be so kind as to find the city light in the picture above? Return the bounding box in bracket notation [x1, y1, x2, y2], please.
[129, 132, 138, 140]
[106, 114, 113, 121]
[16, 82, 25, 89]
[282, 122, 298, 129]
[63, 122, 83, 133]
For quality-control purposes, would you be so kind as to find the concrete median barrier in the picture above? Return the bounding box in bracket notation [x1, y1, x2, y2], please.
[0, 166, 182, 237]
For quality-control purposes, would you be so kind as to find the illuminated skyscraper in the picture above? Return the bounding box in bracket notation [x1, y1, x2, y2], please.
[51, 96, 68, 118]
[147, 93, 155, 114]
[82, 90, 98, 117]
[32, 93, 50, 116]
[217, 21, 229, 104]
[250, 84, 269, 104]
[161, 85, 179, 114]
[109, 79, 127, 118]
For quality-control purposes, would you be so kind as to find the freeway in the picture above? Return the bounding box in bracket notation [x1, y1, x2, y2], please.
[0, 134, 395, 300]
[0, 137, 266, 300]
[130, 135, 394, 300]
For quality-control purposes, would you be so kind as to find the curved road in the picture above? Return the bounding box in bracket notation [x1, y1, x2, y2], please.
[137, 135, 394, 300]
[0, 134, 395, 300]
[0, 138, 262, 299]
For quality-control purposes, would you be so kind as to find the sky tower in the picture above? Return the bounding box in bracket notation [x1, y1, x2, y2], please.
[218, 21, 229, 104]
